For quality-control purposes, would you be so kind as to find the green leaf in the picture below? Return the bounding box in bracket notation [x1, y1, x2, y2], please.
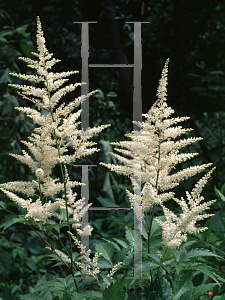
[45, 220, 79, 233]
[220, 183, 225, 195]
[150, 216, 165, 238]
[209, 70, 224, 75]
[214, 186, 225, 202]
[172, 270, 193, 300]
[96, 196, 119, 207]
[20, 39, 35, 58]
[0, 249, 12, 271]
[0, 29, 14, 39]
[2, 94, 19, 114]
[196, 61, 206, 69]
[114, 246, 131, 265]
[106, 92, 117, 98]
[183, 248, 220, 261]
[125, 290, 138, 300]
[26, 260, 38, 272]
[99, 140, 117, 164]
[15, 24, 29, 34]
[125, 228, 141, 252]
[210, 210, 225, 233]
[62, 286, 71, 300]
[112, 238, 128, 248]
[0, 68, 12, 84]
[97, 197, 120, 207]
[96, 259, 113, 269]
[155, 277, 173, 300]
[95, 242, 115, 264]
[103, 278, 125, 300]
[81, 290, 103, 298]
[67, 292, 85, 299]
[187, 263, 224, 286]
[0, 214, 27, 231]
[180, 283, 216, 300]
[31, 280, 64, 293]
[102, 173, 116, 201]
[104, 216, 125, 226]
[144, 253, 162, 266]
[102, 238, 121, 251]
[99, 274, 111, 288]
[0, 201, 7, 209]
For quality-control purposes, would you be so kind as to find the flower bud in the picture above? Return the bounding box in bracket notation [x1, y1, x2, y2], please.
[35, 168, 44, 178]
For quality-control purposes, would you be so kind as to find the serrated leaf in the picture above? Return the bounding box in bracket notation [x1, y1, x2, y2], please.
[114, 246, 131, 265]
[144, 253, 162, 265]
[69, 292, 86, 299]
[180, 283, 216, 300]
[172, 270, 193, 300]
[112, 238, 128, 248]
[96, 259, 113, 269]
[95, 242, 115, 264]
[184, 248, 220, 261]
[103, 279, 125, 300]
[187, 263, 225, 286]
[32, 280, 64, 293]
[81, 290, 103, 298]
[155, 277, 173, 300]
[102, 238, 120, 251]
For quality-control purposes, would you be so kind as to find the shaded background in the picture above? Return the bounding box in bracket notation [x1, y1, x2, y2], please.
[0, 0, 225, 205]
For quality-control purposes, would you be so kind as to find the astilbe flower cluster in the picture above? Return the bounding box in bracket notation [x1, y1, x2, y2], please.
[100, 59, 216, 248]
[0, 16, 111, 272]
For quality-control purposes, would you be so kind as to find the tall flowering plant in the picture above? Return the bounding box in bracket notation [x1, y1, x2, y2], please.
[0, 16, 124, 296]
[0, 17, 224, 300]
[101, 59, 216, 248]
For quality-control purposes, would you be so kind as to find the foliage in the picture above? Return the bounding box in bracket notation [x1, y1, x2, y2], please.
[0, 5, 225, 300]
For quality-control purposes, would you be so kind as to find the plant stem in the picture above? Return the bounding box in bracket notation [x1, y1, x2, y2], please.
[44, 71, 79, 292]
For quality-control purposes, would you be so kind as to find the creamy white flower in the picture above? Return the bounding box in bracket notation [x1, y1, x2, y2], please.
[100, 59, 216, 249]
[35, 168, 44, 178]
[3, 16, 110, 228]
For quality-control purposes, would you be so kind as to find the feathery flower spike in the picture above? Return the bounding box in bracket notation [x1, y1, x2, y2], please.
[1, 16, 110, 226]
[100, 59, 216, 248]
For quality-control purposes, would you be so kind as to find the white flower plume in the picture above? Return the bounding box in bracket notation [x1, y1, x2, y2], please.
[0, 16, 110, 224]
[100, 59, 216, 248]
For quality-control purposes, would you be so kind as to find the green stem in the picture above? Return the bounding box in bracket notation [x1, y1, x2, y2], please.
[147, 128, 162, 281]
[43, 71, 79, 293]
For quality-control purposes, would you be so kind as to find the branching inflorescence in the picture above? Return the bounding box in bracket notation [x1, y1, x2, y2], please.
[0, 16, 123, 280]
[100, 59, 216, 249]
[0, 16, 217, 290]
